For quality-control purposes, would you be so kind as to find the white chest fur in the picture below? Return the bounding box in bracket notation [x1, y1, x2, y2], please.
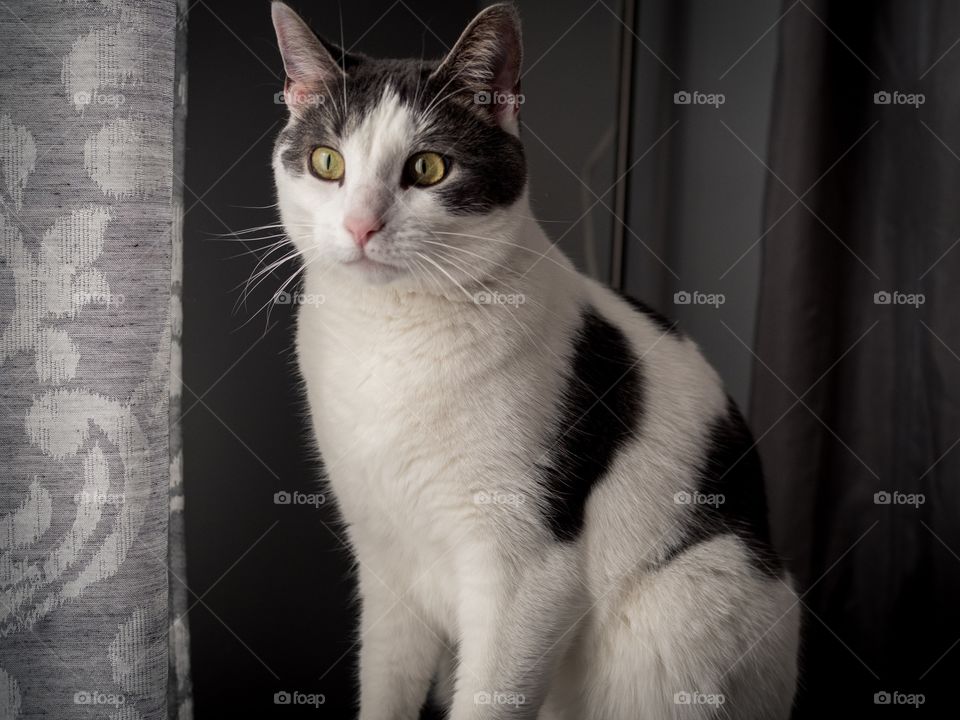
[295, 284, 576, 547]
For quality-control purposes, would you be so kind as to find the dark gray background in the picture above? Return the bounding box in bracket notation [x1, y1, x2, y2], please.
[181, 0, 780, 716]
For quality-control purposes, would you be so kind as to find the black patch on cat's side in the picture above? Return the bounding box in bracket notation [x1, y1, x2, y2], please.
[537, 308, 642, 542]
[662, 397, 784, 578]
[275, 54, 526, 213]
[616, 290, 682, 338]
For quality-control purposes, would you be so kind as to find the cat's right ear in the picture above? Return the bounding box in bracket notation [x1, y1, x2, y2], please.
[271, 2, 343, 116]
[432, 4, 523, 134]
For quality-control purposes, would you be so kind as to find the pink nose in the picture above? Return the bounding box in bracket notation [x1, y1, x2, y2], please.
[344, 214, 384, 247]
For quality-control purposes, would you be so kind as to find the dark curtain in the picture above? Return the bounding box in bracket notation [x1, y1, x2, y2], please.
[753, 0, 960, 716]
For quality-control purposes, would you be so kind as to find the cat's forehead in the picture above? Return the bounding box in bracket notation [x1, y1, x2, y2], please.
[298, 58, 442, 133]
[276, 57, 448, 170]
[341, 85, 419, 182]
[341, 57, 440, 119]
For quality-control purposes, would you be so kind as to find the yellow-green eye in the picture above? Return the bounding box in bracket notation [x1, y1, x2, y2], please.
[310, 146, 345, 181]
[405, 151, 447, 187]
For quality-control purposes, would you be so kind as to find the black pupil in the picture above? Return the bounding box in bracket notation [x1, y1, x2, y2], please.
[415, 157, 427, 175]
[321, 152, 331, 170]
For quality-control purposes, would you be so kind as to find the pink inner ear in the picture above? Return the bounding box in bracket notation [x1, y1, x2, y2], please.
[283, 76, 300, 108]
[482, 16, 522, 122]
[494, 86, 522, 121]
[283, 75, 318, 113]
[491, 52, 522, 120]
[491, 40, 520, 90]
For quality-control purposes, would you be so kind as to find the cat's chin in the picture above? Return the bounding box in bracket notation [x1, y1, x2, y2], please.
[340, 255, 405, 285]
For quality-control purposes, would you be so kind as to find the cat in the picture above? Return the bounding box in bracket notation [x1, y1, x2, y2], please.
[269, 2, 800, 718]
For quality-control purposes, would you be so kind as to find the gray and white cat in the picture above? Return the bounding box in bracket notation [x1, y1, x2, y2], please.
[269, 2, 799, 718]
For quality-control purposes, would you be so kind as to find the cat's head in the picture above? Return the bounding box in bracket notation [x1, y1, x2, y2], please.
[270, 1, 529, 291]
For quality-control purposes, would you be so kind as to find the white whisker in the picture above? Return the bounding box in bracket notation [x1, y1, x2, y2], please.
[431, 230, 576, 276]
[225, 238, 291, 260]
[414, 251, 475, 302]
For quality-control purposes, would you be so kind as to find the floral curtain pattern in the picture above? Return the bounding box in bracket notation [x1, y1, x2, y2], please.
[0, 1, 188, 718]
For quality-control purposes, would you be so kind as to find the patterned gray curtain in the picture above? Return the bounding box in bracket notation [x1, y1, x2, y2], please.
[0, 1, 191, 718]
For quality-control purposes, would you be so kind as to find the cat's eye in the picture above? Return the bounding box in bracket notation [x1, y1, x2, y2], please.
[404, 151, 447, 187]
[310, 146, 345, 181]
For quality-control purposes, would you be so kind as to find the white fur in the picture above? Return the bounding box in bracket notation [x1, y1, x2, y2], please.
[274, 86, 799, 720]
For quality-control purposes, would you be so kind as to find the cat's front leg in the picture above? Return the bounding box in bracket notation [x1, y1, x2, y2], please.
[356, 565, 445, 720]
[448, 544, 582, 720]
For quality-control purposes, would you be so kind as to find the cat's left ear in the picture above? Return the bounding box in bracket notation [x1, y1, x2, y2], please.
[432, 3, 523, 135]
